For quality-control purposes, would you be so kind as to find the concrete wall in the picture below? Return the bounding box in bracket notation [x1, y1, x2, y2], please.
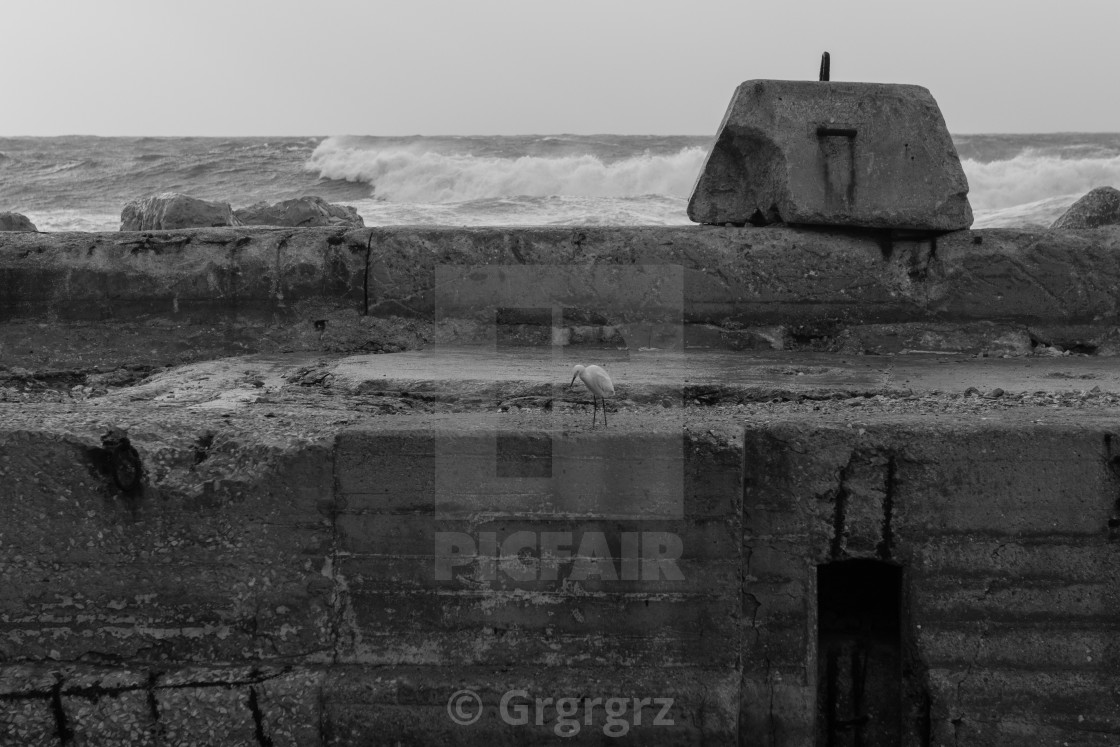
[3, 225, 1120, 744]
[0, 422, 742, 745]
[743, 417, 1120, 746]
[2, 414, 1119, 744]
[2, 226, 1120, 371]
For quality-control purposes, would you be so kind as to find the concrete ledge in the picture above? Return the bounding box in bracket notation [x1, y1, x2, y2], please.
[2, 226, 1119, 371]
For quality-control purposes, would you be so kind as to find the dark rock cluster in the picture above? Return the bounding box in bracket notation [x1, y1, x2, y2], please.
[119, 192, 364, 231]
[1050, 185, 1120, 229]
[0, 211, 37, 231]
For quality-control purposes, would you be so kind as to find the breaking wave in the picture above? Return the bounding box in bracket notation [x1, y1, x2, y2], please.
[962, 149, 1120, 228]
[306, 137, 707, 202]
[962, 151, 1120, 211]
[4, 133, 1119, 230]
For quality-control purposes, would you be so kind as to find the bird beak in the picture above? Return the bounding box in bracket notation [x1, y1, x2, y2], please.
[568, 373, 577, 389]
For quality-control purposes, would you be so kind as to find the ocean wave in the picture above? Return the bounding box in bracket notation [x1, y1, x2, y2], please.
[305, 138, 707, 202]
[7, 133, 1119, 231]
[954, 133, 1120, 164]
[347, 194, 693, 227]
[38, 159, 100, 175]
[962, 151, 1120, 210]
[26, 209, 122, 233]
[971, 195, 1080, 230]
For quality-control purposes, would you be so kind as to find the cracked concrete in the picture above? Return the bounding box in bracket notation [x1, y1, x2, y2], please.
[0, 665, 320, 747]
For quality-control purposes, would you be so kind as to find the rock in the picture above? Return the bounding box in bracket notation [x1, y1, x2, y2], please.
[1050, 186, 1120, 229]
[234, 196, 365, 228]
[0, 212, 37, 231]
[120, 193, 241, 231]
[688, 80, 973, 231]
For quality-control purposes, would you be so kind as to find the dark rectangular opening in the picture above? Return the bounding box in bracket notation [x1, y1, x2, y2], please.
[817, 559, 902, 747]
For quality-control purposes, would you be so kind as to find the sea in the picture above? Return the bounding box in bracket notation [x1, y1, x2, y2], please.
[1, 133, 1118, 232]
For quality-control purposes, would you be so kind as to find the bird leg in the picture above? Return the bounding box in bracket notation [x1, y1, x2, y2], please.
[602, 396, 608, 428]
[591, 395, 598, 428]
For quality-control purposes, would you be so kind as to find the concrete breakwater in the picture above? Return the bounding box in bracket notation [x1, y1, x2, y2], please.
[2, 225, 1120, 373]
[1, 225, 1120, 745]
[2, 403, 1120, 745]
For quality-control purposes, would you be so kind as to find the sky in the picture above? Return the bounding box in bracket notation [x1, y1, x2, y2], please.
[2, 0, 1117, 136]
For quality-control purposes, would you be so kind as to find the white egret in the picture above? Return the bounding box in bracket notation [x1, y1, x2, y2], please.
[568, 364, 615, 428]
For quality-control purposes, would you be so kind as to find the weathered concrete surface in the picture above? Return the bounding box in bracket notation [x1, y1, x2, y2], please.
[2, 225, 1120, 372]
[1051, 186, 1120, 229]
[0, 426, 335, 665]
[743, 416, 1120, 746]
[3, 223, 1120, 743]
[0, 395, 748, 745]
[321, 666, 738, 745]
[0, 226, 365, 321]
[0, 226, 377, 371]
[120, 193, 242, 231]
[0, 664, 325, 746]
[89, 348, 1120, 414]
[688, 80, 973, 230]
[1, 381, 1120, 743]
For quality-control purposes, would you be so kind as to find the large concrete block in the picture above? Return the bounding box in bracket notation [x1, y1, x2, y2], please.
[0, 226, 367, 324]
[0, 430, 336, 663]
[688, 80, 973, 230]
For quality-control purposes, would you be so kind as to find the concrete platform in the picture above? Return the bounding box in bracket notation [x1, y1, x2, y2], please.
[3, 345, 1120, 745]
[29, 347, 1114, 425]
[3, 226, 1120, 745]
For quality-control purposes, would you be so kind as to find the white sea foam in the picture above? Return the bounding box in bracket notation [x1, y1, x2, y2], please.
[962, 151, 1120, 211]
[971, 195, 1081, 230]
[5, 134, 1118, 231]
[25, 210, 121, 233]
[308, 136, 1120, 228]
[306, 138, 707, 202]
